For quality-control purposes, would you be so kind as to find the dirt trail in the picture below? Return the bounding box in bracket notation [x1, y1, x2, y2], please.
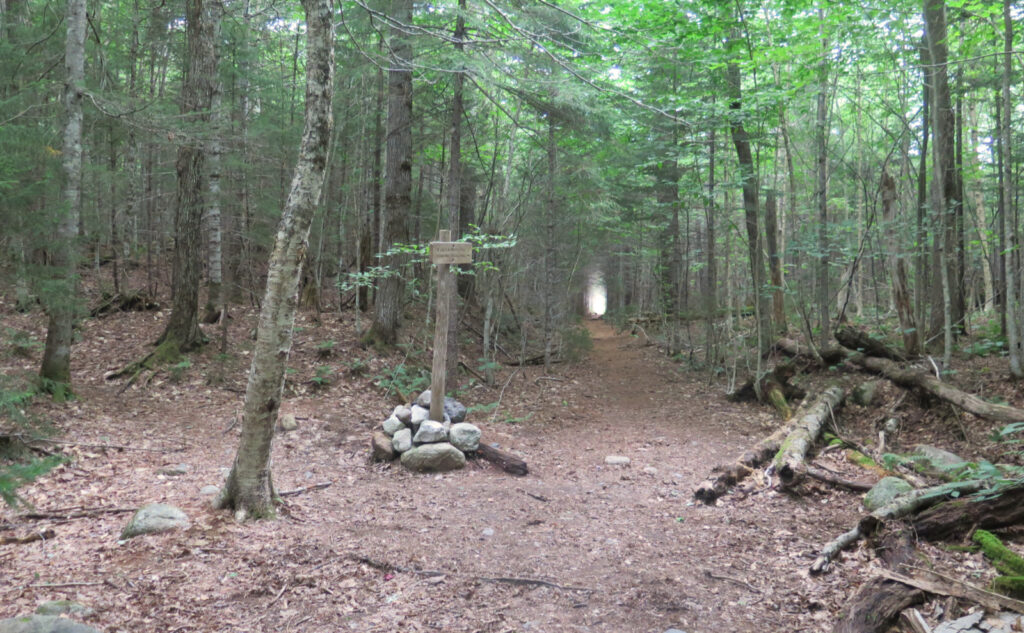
[2, 315, 857, 632]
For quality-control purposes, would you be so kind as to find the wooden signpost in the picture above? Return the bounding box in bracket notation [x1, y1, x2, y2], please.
[429, 230, 472, 422]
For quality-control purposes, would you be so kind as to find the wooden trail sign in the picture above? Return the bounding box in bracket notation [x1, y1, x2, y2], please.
[429, 230, 472, 421]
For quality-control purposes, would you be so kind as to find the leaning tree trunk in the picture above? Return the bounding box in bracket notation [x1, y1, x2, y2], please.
[215, 0, 334, 520]
[157, 0, 217, 353]
[365, 0, 413, 347]
[39, 0, 86, 391]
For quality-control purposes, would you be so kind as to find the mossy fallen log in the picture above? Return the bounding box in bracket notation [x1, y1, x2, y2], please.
[773, 386, 847, 487]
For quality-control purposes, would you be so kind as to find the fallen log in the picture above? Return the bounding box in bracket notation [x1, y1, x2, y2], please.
[774, 337, 848, 365]
[811, 479, 989, 574]
[804, 466, 875, 493]
[476, 443, 528, 476]
[848, 354, 1024, 423]
[835, 325, 908, 362]
[912, 480, 1024, 541]
[693, 419, 801, 504]
[877, 567, 1024, 615]
[774, 386, 846, 487]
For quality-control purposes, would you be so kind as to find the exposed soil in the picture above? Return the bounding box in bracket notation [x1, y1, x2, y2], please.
[1, 301, 1021, 632]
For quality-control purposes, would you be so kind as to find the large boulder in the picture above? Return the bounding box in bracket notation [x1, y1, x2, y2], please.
[911, 445, 969, 479]
[414, 391, 467, 423]
[863, 476, 914, 511]
[413, 420, 447, 444]
[0, 616, 101, 633]
[449, 423, 481, 452]
[370, 431, 396, 462]
[120, 503, 189, 539]
[400, 443, 466, 473]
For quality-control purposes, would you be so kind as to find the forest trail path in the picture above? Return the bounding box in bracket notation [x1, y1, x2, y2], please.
[2, 314, 857, 633]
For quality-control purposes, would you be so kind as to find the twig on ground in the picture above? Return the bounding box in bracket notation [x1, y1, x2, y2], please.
[29, 581, 105, 588]
[0, 528, 56, 545]
[278, 482, 332, 498]
[703, 570, 762, 594]
[524, 491, 549, 502]
[348, 555, 591, 592]
[16, 506, 137, 522]
[25, 437, 187, 453]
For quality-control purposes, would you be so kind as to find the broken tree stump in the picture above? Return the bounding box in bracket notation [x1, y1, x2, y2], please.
[912, 481, 1024, 542]
[728, 358, 807, 419]
[774, 386, 846, 488]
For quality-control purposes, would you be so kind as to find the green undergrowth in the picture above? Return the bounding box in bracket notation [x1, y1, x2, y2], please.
[0, 375, 67, 507]
[973, 529, 1024, 599]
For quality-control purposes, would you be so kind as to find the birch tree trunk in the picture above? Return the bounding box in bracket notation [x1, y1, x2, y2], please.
[215, 0, 334, 520]
[204, 0, 225, 324]
[39, 0, 86, 391]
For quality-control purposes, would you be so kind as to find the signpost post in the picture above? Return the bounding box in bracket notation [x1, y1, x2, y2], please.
[429, 230, 472, 422]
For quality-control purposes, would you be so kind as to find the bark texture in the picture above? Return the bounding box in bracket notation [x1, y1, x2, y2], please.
[216, 0, 334, 520]
[366, 0, 412, 346]
[40, 0, 86, 388]
[774, 386, 846, 487]
[158, 0, 217, 352]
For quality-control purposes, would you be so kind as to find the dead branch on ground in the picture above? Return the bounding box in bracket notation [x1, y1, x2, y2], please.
[774, 386, 846, 488]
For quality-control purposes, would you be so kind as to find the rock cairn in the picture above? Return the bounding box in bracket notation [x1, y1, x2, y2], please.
[371, 390, 482, 473]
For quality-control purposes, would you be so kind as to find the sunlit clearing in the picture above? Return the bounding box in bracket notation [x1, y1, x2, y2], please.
[586, 272, 607, 318]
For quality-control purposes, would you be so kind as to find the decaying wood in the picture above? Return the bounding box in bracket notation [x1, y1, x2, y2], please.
[811, 480, 989, 574]
[16, 506, 137, 523]
[803, 466, 875, 492]
[0, 527, 56, 545]
[847, 354, 1024, 423]
[693, 418, 801, 504]
[774, 337, 848, 365]
[833, 577, 924, 633]
[835, 325, 909, 362]
[780, 333, 1024, 423]
[877, 566, 1024, 615]
[913, 481, 1024, 541]
[728, 358, 807, 419]
[476, 443, 528, 476]
[899, 608, 931, 633]
[774, 386, 846, 487]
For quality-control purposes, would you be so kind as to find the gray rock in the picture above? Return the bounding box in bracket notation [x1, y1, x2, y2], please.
[851, 380, 879, 406]
[393, 405, 413, 424]
[382, 415, 405, 437]
[642, 466, 658, 476]
[663, 629, 688, 633]
[933, 611, 984, 633]
[415, 391, 468, 423]
[120, 503, 189, 539]
[279, 413, 298, 432]
[481, 527, 495, 537]
[605, 455, 631, 466]
[449, 422, 481, 452]
[413, 420, 448, 444]
[34, 602, 92, 617]
[370, 431, 396, 462]
[912, 444, 969, 478]
[0, 616, 101, 633]
[392, 428, 413, 453]
[400, 443, 466, 473]
[410, 405, 430, 426]
[199, 485, 220, 496]
[863, 476, 914, 511]
[157, 463, 189, 477]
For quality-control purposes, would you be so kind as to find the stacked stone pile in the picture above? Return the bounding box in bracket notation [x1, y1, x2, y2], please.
[371, 390, 482, 473]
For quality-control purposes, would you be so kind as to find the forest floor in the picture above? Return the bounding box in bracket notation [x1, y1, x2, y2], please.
[2, 292, 1022, 632]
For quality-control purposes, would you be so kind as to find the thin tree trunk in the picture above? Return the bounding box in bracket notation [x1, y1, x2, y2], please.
[726, 60, 770, 355]
[765, 189, 785, 334]
[204, 0, 225, 324]
[216, 0, 334, 520]
[815, 17, 830, 347]
[1001, 0, 1022, 377]
[444, 0, 466, 387]
[882, 171, 919, 355]
[40, 0, 86, 390]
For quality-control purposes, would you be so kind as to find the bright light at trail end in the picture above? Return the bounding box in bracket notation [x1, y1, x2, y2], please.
[586, 272, 607, 317]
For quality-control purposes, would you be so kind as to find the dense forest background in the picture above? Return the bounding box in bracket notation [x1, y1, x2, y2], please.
[2, 0, 1022, 382]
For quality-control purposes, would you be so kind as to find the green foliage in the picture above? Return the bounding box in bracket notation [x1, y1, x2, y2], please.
[3, 327, 42, 359]
[315, 340, 335, 358]
[168, 359, 192, 383]
[372, 363, 429, 400]
[0, 455, 66, 507]
[973, 530, 1024, 576]
[467, 401, 499, 415]
[343, 357, 368, 376]
[560, 325, 593, 363]
[310, 365, 333, 389]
